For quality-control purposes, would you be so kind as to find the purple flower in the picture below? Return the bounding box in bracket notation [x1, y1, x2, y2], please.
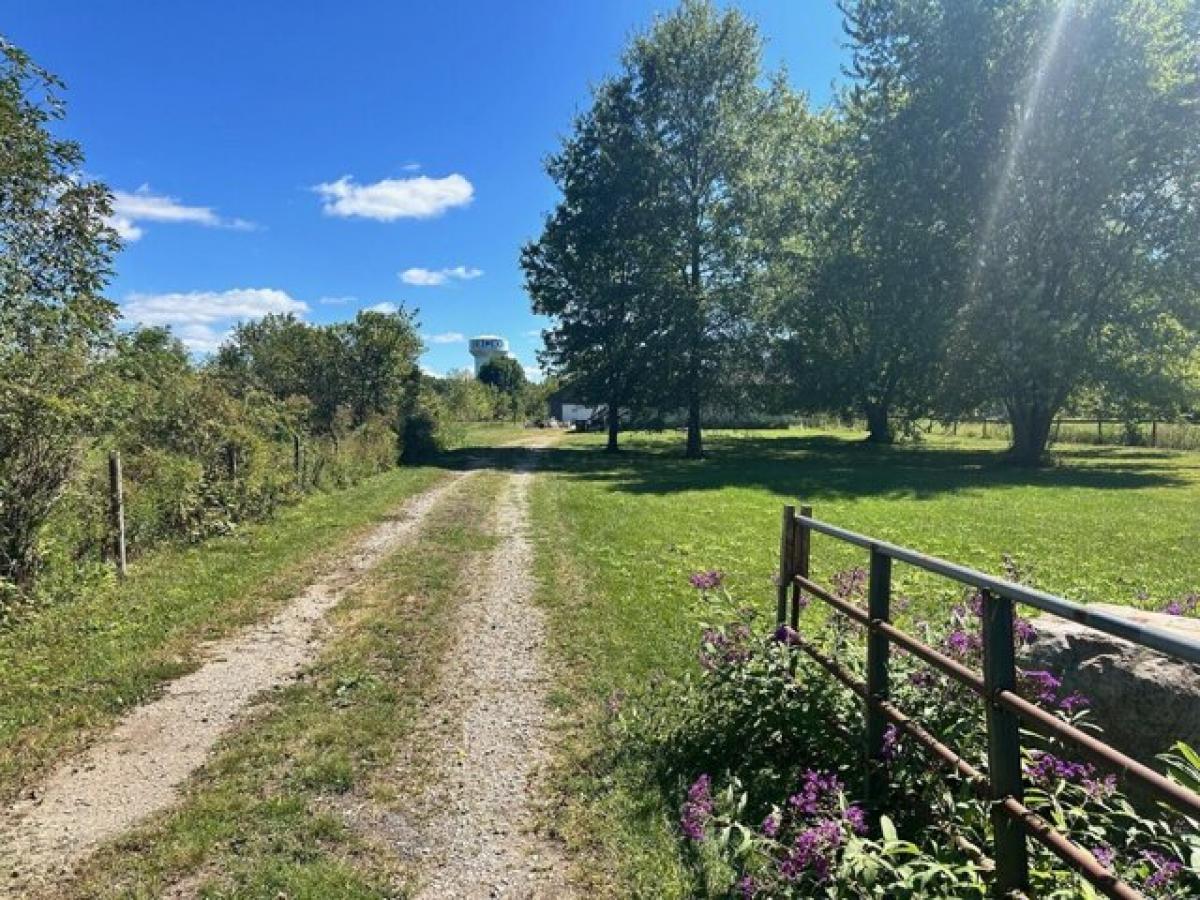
[1019, 669, 1062, 706]
[831, 567, 867, 600]
[1083, 772, 1117, 799]
[1025, 751, 1114, 798]
[778, 818, 843, 883]
[788, 770, 843, 817]
[761, 810, 781, 838]
[943, 627, 980, 658]
[1026, 751, 1088, 785]
[1092, 844, 1116, 870]
[880, 723, 901, 762]
[1058, 691, 1090, 713]
[680, 774, 713, 841]
[773, 624, 801, 646]
[688, 570, 724, 591]
[1142, 849, 1183, 892]
[1013, 616, 1038, 645]
[1162, 593, 1198, 617]
[735, 875, 758, 898]
[908, 668, 935, 689]
[699, 624, 752, 670]
[843, 804, 867, 835]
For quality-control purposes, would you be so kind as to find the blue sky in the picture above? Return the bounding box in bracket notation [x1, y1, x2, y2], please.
[6, 1, 848, 378]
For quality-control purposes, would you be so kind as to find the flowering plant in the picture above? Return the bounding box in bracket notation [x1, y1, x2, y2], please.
[628, 565, 1200, 898]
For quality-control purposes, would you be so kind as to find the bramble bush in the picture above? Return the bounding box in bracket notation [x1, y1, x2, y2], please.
[611, 568, 1200, 898]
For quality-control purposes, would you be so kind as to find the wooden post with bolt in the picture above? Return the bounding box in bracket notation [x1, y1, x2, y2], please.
[108, 451, 127, 578]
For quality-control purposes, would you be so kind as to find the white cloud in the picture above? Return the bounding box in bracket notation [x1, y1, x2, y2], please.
[365, 302, 399, 314]
[109, 216, 144, 242]
[400, 265, 483, 287]
[317, 295, 357, 305]
[424, 331, 465, 344]
[401, 162, 421, 172]
[313, 173, 473, 221]
[524, 366, 543, 382]
[120, 287, 306, 353]
[107, 185, 256, 242]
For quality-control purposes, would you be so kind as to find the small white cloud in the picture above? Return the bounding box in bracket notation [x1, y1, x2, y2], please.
[109, 216, 144, 242]
[401, 162, 421, 172]
[424, 331, 466, 344]
[313, 173, 473, 221]
[107, 185, 256, 242]
[365, 302, 399, 314]
[523, 328, 542, 338]
[318, 295, 357, 305]
[523, 366, 543, 381]
[400, 265, 483, 287]
[120, 287, 305, 353]
[420, 364, 443, 377]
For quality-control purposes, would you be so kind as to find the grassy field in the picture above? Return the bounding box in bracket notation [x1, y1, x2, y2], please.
[64, 471, 507, 898]
[526, 427, 1200, 896]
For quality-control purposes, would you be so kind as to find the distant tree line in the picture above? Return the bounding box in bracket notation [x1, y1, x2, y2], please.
[523, 0, 1200, 464]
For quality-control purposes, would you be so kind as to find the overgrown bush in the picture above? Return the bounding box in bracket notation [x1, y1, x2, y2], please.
[614, 571, 1200, 897]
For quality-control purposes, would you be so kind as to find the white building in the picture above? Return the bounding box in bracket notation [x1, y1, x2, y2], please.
[469, 335, 511, 374]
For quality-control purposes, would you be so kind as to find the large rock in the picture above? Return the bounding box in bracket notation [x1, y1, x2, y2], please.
[1021, 604, 1200, 763]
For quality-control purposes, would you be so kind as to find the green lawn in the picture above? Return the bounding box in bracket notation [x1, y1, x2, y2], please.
[0, 464, 446, 805]
[526, 427, 1200, 896]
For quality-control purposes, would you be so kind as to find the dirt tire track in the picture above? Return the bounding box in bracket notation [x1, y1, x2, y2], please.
[397, 445, 573, 899]
[0, 469, 474, 896]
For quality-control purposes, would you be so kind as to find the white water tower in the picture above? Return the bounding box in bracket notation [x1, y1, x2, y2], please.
[469, 335, 511, 374]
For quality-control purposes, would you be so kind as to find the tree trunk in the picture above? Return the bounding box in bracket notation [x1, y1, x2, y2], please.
[685, 391, 703, 458]
[1007, 400, 1056, 466]
[605, 402, 620, 453]
[863, 402, 892, 444]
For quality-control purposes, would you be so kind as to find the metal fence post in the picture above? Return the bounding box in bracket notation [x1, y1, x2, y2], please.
[776, 505, 796, 626]
[981, 588, 1029, 895]
[790, 506, 812, 629]
[865, 547, 891, 812]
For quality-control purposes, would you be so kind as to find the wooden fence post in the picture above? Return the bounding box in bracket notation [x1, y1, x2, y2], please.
[108, 451, 127, 578]
[293, 433, 303, 486]
[790, 506, 812, 629]
[865, 547, 892, 812]
[982, 419, 988, 439]
[1151, 420, 1158, 448]
[981, 588, 1029, 895]
[776, 505, 796, 626]
[225, 443, 238, 479]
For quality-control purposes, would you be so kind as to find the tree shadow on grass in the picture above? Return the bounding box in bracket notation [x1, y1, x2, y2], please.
[436, 431, 1192, 501]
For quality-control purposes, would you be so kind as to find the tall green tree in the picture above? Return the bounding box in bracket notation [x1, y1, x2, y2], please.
[340, 308, 423, 426]
[626, 0, 773, 457]
[0, 39, 118, 587]
[954, 0, 1200, 464]
[478, 355, 527, 420]
[522, 77, 673, 452]
[779, 0, 1000, 443]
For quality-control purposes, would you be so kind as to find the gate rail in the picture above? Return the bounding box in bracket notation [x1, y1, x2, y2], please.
[775, 504, 1200, 900]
